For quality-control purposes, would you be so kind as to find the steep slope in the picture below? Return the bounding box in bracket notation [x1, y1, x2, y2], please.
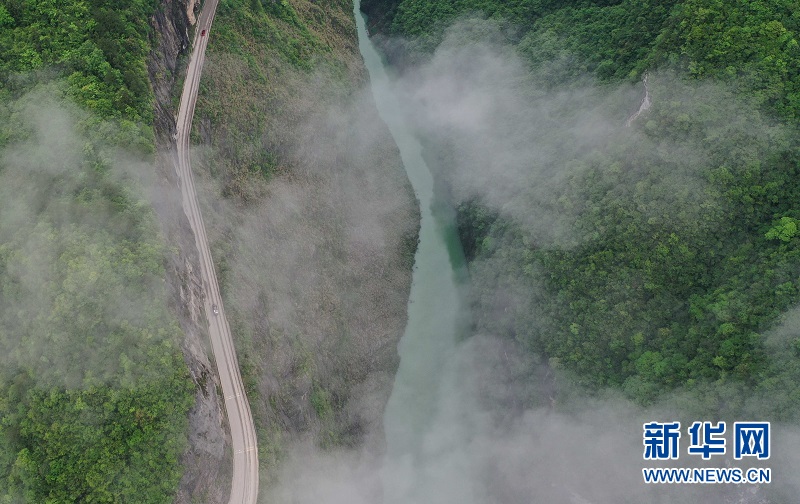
[1, 0, 419, 501]
[172, 0, 261, 500]
[359, 0, 800, 418]
[185, 0, 420, 494]
[147, 3, 238, 502]
[0, 1, 197, 500]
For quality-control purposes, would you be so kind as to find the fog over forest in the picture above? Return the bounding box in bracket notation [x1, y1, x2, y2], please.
[265, 18, 800, 504]
[1, 0, 798, 502]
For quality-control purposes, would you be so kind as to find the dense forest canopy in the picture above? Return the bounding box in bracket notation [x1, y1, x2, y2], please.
[0, 1, 195, 501]
[0, 0, 158, 150]
[362, 0, 800, 419]
[365, 0, 799, 119]
[1, 0, 798, 498]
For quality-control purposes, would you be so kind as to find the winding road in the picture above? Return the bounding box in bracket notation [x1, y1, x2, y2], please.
[173, 2, 259, 503]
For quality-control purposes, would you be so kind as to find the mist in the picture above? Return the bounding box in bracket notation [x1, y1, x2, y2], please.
[1, 9, 795, 504]
[187, 44, 421, 479]
[0, 84, 182, 389]
[257, 16, 800, 504]
[0, 77, 205, 501]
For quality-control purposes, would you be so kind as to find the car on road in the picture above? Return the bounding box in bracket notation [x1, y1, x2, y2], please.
[212, 304, 219, 315]
[201, 29, 206, 37]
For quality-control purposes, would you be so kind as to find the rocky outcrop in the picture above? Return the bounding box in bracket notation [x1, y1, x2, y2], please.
[185, 0, 200, 25]
[147, 1, 230, 502]
[149, 0, 195, 149]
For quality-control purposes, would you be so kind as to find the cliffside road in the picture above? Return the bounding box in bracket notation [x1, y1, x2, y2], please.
[173, 2, 260, 503]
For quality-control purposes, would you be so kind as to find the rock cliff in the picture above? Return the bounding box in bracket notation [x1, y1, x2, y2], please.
[148, 1, 231, 502]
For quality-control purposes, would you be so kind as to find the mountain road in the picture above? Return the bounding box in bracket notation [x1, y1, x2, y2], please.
[173, 2, 260, 503]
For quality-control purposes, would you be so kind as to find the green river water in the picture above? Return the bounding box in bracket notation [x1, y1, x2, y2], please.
[354, 2, 472, 502]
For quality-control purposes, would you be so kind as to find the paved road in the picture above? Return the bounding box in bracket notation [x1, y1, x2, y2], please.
[173, 2, 260, 503]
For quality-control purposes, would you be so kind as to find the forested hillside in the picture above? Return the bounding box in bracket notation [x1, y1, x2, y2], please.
[0, 1, 195, 501]
[1, 0, 419, 500]
[0, 0, 158, 149]
[362, 0, 800, 418]
[364, 0, 798, 117]
[189, 0, 419, 492]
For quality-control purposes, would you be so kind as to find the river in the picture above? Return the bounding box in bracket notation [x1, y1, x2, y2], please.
[354, 2, 472, 503]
